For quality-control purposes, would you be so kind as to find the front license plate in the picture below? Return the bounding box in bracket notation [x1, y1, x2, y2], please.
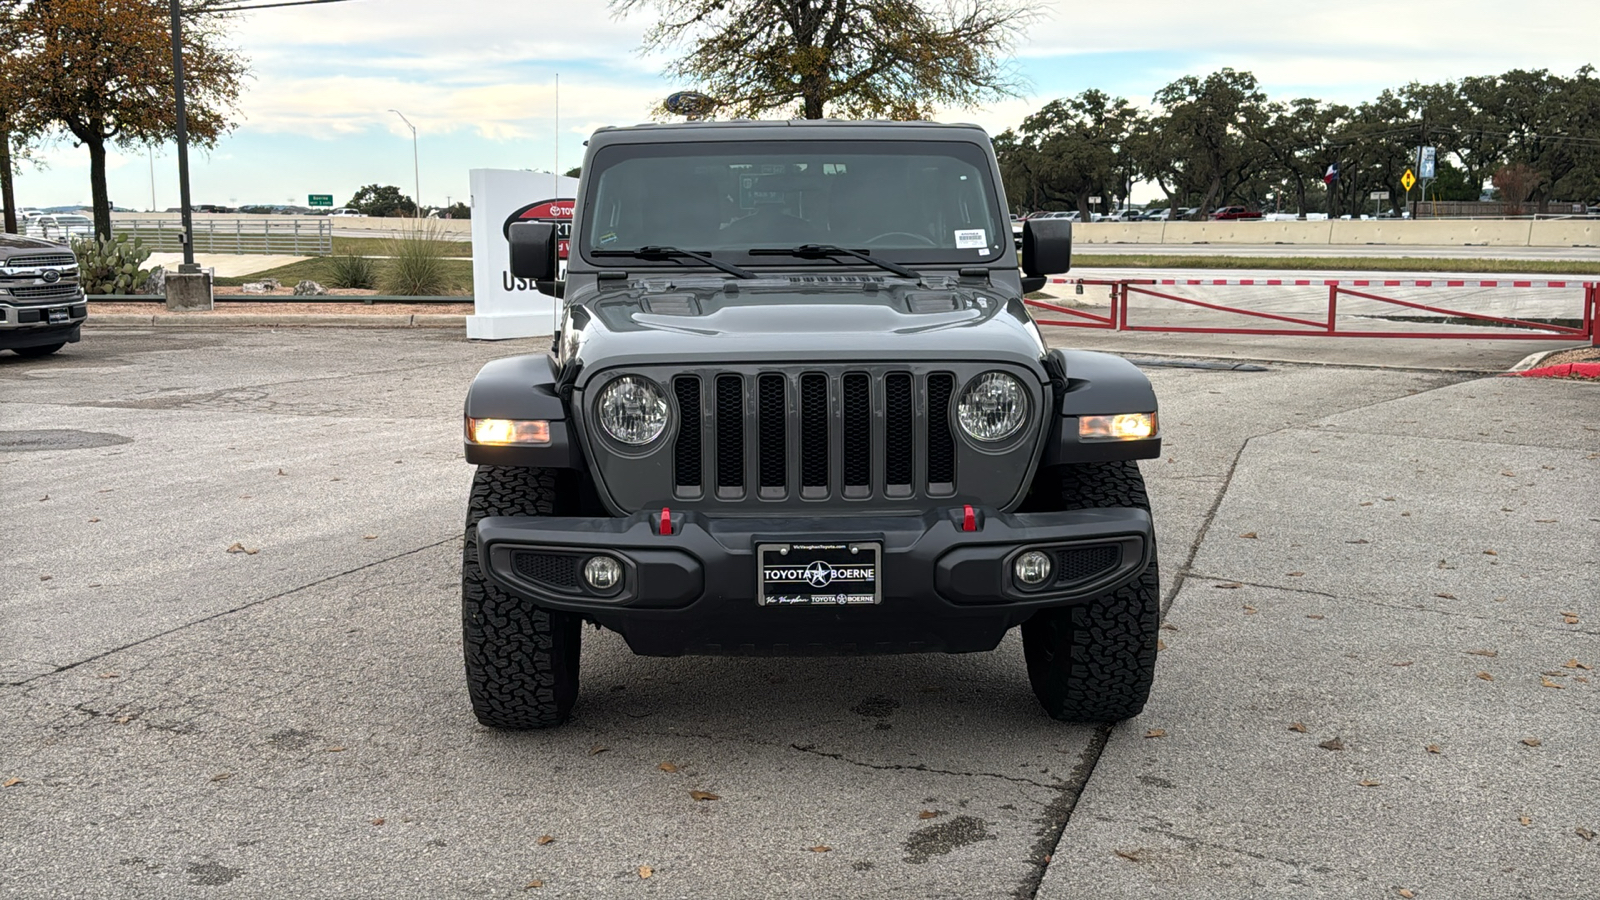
[757, 542, 881, 606]
[47, 308, 68, 324]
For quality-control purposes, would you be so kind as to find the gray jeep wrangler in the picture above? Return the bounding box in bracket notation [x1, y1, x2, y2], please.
[1, 234, 87, 357]
[461, 120, 1161, 728]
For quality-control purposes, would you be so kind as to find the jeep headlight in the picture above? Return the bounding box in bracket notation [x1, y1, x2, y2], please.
[597, 375, 668, 445]
[957, 372, 1028, 442]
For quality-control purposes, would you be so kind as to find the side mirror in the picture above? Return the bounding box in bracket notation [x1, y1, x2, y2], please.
[509, 221, 557, 281]
[1022, 218, 1072, 278]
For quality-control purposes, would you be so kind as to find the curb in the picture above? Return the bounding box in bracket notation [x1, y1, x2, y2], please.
[86, 314, 467, 328]
[1507, 348, 1563, 372]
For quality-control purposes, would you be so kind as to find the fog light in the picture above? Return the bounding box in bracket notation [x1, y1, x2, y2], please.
[1079, 412, 1156, 441]
[1014, 550, 1053, 586]
[466, 417, 551, 445]
[584, 555, 623, 591]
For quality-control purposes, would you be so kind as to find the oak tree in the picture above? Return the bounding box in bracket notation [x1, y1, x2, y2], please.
[3, 0, 246, 238]
[613, 0, 1040, 120]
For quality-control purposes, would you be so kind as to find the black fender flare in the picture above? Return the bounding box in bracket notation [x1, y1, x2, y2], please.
[1039, 350, 1161, 465]
[462, 354, 583, 468]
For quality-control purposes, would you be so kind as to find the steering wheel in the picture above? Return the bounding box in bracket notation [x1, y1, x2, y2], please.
[863, 231, 936, 247]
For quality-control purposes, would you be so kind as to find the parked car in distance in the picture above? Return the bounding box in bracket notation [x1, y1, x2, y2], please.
[1105, 209, 1143, 222]
[1, 231, 87, 357]
[25, 214, 95, 241]
[329, 208, 363, 217]
[1210, 206, 1264, 221]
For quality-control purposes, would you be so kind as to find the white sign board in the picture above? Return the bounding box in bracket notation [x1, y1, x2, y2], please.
[1370, 190, 1390, 199]
[467, 169, 580, 340]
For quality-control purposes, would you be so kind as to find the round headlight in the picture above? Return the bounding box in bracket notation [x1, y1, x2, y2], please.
[957, 372, 1028, 442]
[597, 375, 668, 445]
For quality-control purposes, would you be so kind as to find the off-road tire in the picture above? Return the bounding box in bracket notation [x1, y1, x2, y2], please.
[462, 466, 582, 729]
[1020, 461, 1160, 723]
[13, 342, 65, 358]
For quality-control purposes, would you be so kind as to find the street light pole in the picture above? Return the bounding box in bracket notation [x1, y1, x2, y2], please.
[389, 110, 420, 219]
[168, 0, 196, 270]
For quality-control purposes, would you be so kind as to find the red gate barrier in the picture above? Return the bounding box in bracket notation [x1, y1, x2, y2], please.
[1027, 278, 1598, 346]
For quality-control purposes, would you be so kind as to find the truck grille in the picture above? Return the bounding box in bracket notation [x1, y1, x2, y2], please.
[669, 369, 960, 502]
[6, 254, 76, 269]
[8, 283, 81, 302]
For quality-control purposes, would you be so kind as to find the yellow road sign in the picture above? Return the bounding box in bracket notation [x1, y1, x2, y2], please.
[1401, 169, 1416, 191]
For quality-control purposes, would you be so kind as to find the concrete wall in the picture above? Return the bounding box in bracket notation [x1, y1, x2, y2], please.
[1074, 219, 1599, 248]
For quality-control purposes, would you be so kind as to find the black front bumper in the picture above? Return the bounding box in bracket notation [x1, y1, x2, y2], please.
[477, 506, 1153, 656]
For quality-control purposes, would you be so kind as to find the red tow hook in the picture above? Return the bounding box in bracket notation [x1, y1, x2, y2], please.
[659, 507, 673, 536]
[962, 504, 978, 532]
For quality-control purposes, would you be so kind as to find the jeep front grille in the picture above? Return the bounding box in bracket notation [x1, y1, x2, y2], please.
[670, 369, 959, 503]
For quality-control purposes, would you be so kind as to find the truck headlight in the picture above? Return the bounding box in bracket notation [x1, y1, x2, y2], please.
[1078, 413, 1157, 441]
[957, 372, 1028, 442]
[597, 375, 668, 445]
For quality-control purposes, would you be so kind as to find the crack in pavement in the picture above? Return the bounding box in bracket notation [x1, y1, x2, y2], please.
[789, 743, 1059, 790]
[5, 537, 456, 688]
[1011, 726, 1111, 900]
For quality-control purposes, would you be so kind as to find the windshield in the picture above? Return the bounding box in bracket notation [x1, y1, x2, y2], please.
[579, 139, 1006, 268]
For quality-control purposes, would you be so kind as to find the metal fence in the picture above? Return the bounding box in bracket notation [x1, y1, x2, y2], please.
[110, 218, 333, 256]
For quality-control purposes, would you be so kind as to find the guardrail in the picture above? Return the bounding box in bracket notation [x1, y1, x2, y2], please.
[110, 218, 333, 256]
[1028, 278, 1598, 346]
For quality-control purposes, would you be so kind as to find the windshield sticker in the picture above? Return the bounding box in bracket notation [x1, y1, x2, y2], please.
[954, 229, 987, 249]
[598, 232, 619, 245]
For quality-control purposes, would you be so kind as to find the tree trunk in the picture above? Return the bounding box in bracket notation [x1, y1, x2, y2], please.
[0, 126, 16, 235]
[87, 133, 112, 241]
[802, 90, 825, 119]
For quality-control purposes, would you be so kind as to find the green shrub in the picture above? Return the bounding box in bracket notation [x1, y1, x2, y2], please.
[379, 221, 455, 296]
[326, 253, 378, 289]
[71, 233, 154, 295]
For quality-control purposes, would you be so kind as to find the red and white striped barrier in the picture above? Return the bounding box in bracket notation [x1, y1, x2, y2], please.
[1050, 277, 1582, 288]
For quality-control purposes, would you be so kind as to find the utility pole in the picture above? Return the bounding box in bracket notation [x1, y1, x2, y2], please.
[168, 0, 196, 271]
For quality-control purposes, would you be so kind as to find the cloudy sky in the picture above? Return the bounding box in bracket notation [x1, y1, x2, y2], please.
[12, 0, 1596, 210]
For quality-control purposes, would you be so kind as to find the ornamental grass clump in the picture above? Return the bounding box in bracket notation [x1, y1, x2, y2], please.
[379, 221, 455, 296]
[326, 253, 378, 289]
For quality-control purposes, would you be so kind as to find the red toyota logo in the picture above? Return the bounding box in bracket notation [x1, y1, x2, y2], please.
[503, 198, 574, 260]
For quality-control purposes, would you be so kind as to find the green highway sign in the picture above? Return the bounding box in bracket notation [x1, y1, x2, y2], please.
[308, 194, 334, 207]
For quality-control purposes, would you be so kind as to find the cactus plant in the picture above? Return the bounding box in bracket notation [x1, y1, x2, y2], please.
[70, 234, 155, 295]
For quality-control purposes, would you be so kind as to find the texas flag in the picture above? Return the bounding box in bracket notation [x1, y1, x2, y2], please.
[1323, 163, 1340, 185]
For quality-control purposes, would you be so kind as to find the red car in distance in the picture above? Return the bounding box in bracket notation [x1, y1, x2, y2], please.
[1210, 206, 1264, 220]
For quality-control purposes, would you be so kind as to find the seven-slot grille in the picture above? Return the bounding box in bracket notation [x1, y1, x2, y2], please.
[670, 370, 959, 501]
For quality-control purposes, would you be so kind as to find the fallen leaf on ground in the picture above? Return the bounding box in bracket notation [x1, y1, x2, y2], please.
[1239, 532, 1258, 539]
[225, 542, 259, 555]
[1540, 678, 1565, 690]
[1383, 496, 1396, 501]
[277, 469, 287, 476]
[1213, 582, 1242, 589]
[657, 762, 678, 773]
[918, 810, 939, 819]
[1287, 571, 1305, 577]
[210, 772, 233, 782]
[589, 745, 608, 755]
[1564, 659, 1591, 670]
[524, 880, 544, 889]
[1466, 649, 1498, 658]
[1483, 549, 1498, 556]
[808, 846, 831, 853]
[39, 574, 52, 581]
[1520, 816, 1532, 826]
[371, 818, 385, 826]
[1359, 501, 1374, 507]
[1305, 614, 1325, 620]
[98, 672, 119, 679]
[1288, 722, 1308, 733]
[1521, 738, 1542, 747]
[1243, 605, 1258, 615]
[689, 790, 719, 802]
[1357, 779, 1381, 787]
[1578, 827, 1595, 842]
[1476, 672, 1494, 682]
[1156, 639, 1167, 651]
[638, 866, 653, 878]
[1500, 471, 1515, 477]
[1392, 660, 1413, 667]
[88, 517, 100, 523]
[536, 835, 554, 845]
[1144, 729, 1166, 739]
[325, 746, 346, 753]
[363, 535, 377, 540]
[1399, 890, 1416, 898]
[1425, 744, 1442, 754]
[1346, 539, 1370, 544]
[1435, 592, 1457, 600]
[1401, 512, 1411, 517]
[1319, 738, 1346, 751]
[1113, 849, 1142, 862]
[1564, 616, 1580, 625]
[2, 778, 21, 787]
[1536, 519, 1557, 523]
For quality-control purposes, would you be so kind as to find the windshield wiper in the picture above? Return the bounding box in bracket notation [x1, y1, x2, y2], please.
[748, 244, 919, 279]
[592, 246, 756, 279]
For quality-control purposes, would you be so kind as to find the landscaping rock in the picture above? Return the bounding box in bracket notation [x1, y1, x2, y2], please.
[140, 266, 167, 296]
[241, 281, 271, 294]
[293, 280, 328, 296]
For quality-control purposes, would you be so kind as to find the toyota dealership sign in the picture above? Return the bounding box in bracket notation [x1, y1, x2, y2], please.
[468, 169, 579, 340]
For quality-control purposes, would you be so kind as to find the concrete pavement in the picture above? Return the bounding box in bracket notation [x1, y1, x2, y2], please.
[2, 329, 1595, 898]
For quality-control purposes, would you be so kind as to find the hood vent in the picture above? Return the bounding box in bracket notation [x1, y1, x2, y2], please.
[643, 294, 701, 316]
[784, 275, 885, 286]
[904, 291, 959, 313]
